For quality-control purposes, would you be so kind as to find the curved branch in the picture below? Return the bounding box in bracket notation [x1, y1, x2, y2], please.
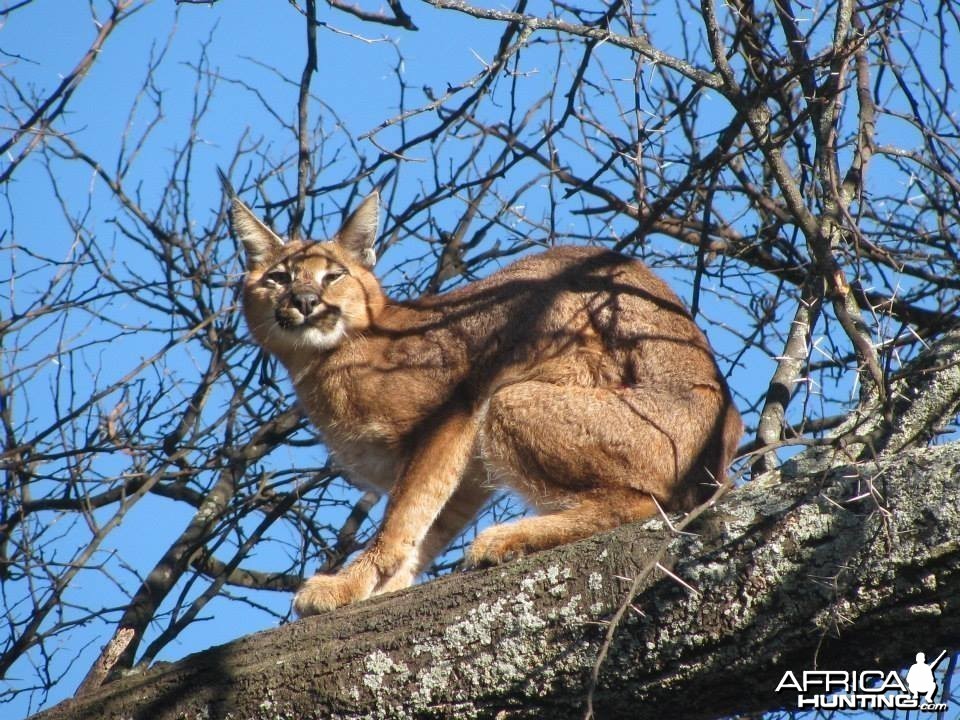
[422, 0, 724, 90]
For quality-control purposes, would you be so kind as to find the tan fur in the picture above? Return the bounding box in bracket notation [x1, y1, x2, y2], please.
[228, 190, 743, 616]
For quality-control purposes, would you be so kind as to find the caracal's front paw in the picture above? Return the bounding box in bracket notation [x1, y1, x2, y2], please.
[467, 524, 535, 567]
[293, 572, 369, 617]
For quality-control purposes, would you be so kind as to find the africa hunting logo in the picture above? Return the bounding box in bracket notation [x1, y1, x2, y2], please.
[775, 650, 949, 712]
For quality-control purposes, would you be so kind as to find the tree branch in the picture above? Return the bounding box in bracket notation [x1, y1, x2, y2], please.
[32, 438, 960, 720]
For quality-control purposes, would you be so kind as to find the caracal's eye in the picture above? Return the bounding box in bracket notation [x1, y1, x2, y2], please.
[264, 270, 292, 285]
[321, 270, 346, 289]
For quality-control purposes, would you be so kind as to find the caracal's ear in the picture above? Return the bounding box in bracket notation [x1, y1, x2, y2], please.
[219, 169, 284, 270]
[335, 191, 379, 268]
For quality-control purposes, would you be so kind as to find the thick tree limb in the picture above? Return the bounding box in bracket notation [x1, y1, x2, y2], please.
[33, 436, 960, 720]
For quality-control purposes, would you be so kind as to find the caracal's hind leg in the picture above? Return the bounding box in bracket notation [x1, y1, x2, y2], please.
[467, 487, 659, 565]
[469, 380, 723, 566]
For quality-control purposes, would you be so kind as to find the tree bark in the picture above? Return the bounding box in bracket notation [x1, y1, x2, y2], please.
[31, 434, 960, 720]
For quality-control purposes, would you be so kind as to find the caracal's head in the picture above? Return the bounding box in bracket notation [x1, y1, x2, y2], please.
[227, 187, 384, 357]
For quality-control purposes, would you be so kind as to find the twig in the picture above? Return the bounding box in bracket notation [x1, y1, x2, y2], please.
[583, 476, 735, 719]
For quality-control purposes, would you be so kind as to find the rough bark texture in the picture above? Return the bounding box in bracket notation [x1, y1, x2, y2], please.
[32, 437, 960, 720]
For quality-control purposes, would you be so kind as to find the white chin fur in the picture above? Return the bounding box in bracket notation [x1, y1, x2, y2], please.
[299, 324, 345, 350]
[273, 322, 345, 352]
